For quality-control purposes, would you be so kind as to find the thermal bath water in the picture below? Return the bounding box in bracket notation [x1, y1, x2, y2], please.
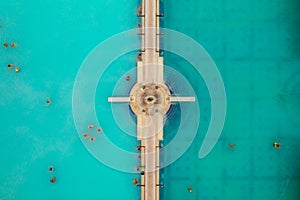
[1, 0, 300, 200]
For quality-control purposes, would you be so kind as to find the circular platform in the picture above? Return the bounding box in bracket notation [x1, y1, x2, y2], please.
[129, 83, 171, 116]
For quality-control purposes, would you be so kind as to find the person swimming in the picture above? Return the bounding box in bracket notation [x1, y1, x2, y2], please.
[137, 53, 142, 61]
[273, 142, 280, 149]
[50, 176, 56, 183]
[133, 179, 138, 185]
[48, 166, 54, 172]
[137, 6, 142, 13]
[88, 124, 94, 129]
[8, 64, 13, 69]
[46, 98, 51, 105]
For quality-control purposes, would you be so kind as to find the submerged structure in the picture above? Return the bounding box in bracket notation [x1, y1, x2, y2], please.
[108, 0, 195, 199]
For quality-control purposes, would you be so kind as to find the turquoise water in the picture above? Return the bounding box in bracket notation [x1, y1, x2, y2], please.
[0, 0, 139, 199]
[1, 0, 300, 200]
[163, 0, 300, 199]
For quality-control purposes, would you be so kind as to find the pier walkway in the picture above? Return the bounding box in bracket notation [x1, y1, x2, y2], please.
[108, 1, 195, 200]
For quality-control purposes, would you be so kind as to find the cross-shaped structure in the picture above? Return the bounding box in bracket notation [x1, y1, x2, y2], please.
[108, 0, 195, 199]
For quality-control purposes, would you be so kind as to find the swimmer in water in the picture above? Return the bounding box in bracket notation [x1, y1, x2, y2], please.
[10, 43, 17, 47]
[273, 142, 280, 149]
[229, 144, 236, 149]
[137, 6, 142, 12]
[83, 133, 89, 139]
[133, 179, 138, 185]
[137, 6, 143, 16]
[188, 186, 193, 193]
[50, 176, 56, 183]
[137, 53, 142, 61]
[3, 42, 8, 48]
[90, 137, 95, 142]
[46, 98, 51, 106]
[126, 76, 131, 81]
[8, 64, 14, 69]
[97, 128, 102, 133]
[88, 124, 94, 129]
[14, 67, 20, 72]
[48, 166, 54, 172]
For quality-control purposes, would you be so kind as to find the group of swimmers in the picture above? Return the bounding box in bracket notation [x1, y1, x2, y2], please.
[3, 42, 16, 48]
[132, 142, 281, 189]
[4, 42, 20, 72]
[228, 142, 281, 149]
[123, 53, 144, 82]
[184, 142, 280, 192]
[83, 124, 102, 142]
[48, 165, 56, 183]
